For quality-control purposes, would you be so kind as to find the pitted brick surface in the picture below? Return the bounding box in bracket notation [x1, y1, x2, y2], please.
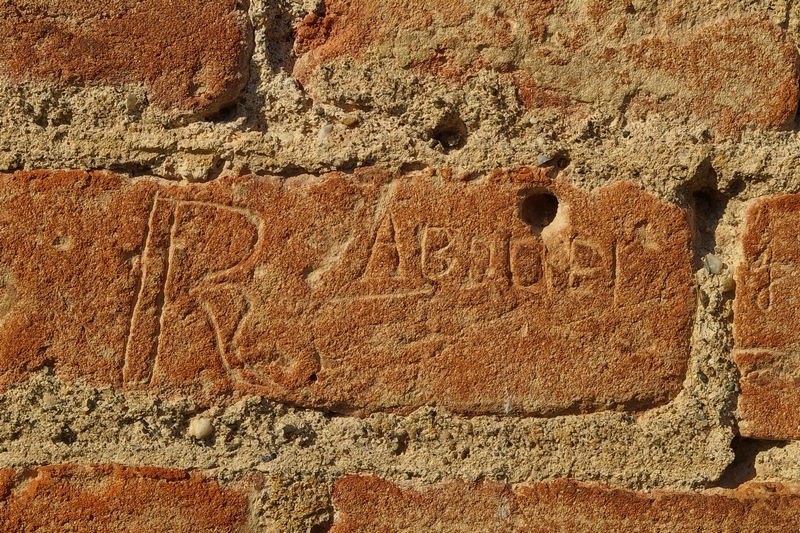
[6, 0, 800, 529]
[331, 476, 800, 532]
[0, 168, 693, 415]
[0, 464, 250, 532]
[295, 3, 798, 138]
[0, 0, 252, 116]
[735, 194, 800, 439]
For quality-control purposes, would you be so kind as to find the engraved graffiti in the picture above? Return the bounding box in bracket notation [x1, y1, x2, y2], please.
[363, 214, 402, 280]
[509, 237, 544, 287]
[568, 239, 607, 290]
[121, 187, 663, 390]
[751, 244, 774, 311]
[0, 267, 15, 324]
[348, 216, 616, 295]
[421, 226, 455, 279]
[123, 195, 262, 386]
[469, 237, 491, 283]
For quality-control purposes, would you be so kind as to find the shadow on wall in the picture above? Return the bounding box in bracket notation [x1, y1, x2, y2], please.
[716, 437, 788, 488]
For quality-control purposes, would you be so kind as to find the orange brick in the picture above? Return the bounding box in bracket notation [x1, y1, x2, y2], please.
[294, 3, 798, 138]
[0, 168, 693, 414]
[0, 464, 250, 532]
[735, 195, 800, 439]
[331, 476, 800, 532]
[0, 1, 252, 116]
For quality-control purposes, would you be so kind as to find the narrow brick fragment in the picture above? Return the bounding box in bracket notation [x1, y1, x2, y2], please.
[735, 194, 800, 439]
[0, 0, 252, 116]
[331, 476, 800, 532]
[0, 168, 693, 415]
[294, 3, 798, 137]
[0, 464, 250, 532]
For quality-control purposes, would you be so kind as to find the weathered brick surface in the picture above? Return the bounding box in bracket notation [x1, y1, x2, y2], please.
[735, 194, 800, 439]
[295, 4, 798, 138]
[7, 0, 800, 528]
[0, 0, 252, 116]
[0, 168, 693, 415]
[0, 464, 250, 532]
[331, 476, 800, 532]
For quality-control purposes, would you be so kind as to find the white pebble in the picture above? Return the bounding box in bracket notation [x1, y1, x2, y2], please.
[537, 154, 552, 166]
[188, 417, 214, 439]
[703, 253, 724, 275]
[318, 124, 334, 140]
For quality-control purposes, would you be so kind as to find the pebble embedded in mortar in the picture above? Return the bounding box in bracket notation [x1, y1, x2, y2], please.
[703, 253, 724, 274]
[188, 417, 214, 439]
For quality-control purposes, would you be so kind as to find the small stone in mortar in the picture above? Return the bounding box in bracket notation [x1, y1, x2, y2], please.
[703, 254, 724, 274]
[188, 417, 214, 439]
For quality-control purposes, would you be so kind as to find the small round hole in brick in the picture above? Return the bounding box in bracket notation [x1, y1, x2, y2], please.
[519, 192, 559, 234]
[431, 114, 468, 152]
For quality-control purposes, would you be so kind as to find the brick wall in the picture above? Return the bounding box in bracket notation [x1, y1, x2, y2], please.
[2, 0, 800, 531]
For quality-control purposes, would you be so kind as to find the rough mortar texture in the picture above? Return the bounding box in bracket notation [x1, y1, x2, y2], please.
[3, 0, 800, 531]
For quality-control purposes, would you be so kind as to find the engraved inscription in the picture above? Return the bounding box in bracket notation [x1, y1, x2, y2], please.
[123, 195, 174, 385]
[0, 267, 14, 325]
[509, 238, 543, 288]
[736, 196, 800, 351]
[336, 221, 615, 295]
[421, 226, 454, 279]
[733, 195, 800, 438]
[110, 174, 692, 416]
[751, 245, 774, 311]
[0, 170, 692, 417]
[468, 238, 491, 283]
[363, 214, 401, 280]
[123, 197, 261, 386]
[568, 238, 609, 291]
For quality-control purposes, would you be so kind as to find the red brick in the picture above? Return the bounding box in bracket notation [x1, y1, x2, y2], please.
[734, 194, 800, 439]
[618, 16, 799, 138]
[0, 168, 693, 415]
[0, 464, 250, 532]
[294, 3, 798, 138]
[0, 0, 252, 116]
[331, 475, 800, 532]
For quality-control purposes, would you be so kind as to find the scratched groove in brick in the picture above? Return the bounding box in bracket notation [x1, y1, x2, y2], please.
[330, 476, 800, 532]
[0, 0, 253, 116]
[734, 194, 800, 439]
[0, 168, 693, 416]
